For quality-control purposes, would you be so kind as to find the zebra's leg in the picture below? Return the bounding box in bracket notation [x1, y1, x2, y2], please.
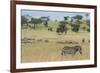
[79, 47, 82, 54]
[72, 51, 76, 56]
[79, 50, 82, 54]
[61, 50, 66, 56]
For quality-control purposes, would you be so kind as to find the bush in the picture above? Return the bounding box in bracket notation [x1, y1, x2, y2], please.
[71, 24, 80, 32]
[87, 28, 90, 32]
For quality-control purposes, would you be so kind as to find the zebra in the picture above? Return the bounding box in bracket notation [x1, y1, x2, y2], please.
[21, 37, 34, 43]
[61, 45, 82, 56]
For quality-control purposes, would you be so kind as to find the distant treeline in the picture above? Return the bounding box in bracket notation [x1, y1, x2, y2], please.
[21, 14, 90, 33]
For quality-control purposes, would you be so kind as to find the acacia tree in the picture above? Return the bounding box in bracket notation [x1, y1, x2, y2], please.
[40, 16, 50, 27]
[21, 16, 28, 27]
[71, 15, 83, 32]
[71, 24, 80, 32]
[30, 18, 42, 29]
[85, 13, 90, 32]
[68, 17, 72, 23]
[56, 21, 68, 34]
[86, 19, 90, 32]
[64, 16, 69, 21]
[64, 16, 69, 24]
[73, 15, 83, 20]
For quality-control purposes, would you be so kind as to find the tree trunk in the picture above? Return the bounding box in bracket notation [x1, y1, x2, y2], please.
[34, 24, 36, 29]
[26, 23, 28, 28]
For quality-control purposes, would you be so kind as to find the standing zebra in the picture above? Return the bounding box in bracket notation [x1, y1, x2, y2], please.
[61, 45, 82, 56]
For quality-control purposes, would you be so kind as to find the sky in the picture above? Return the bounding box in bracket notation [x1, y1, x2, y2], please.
[21, 9, 90, 21]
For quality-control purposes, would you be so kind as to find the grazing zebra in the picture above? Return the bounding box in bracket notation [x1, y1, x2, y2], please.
[21, 37, 34, 43]
[61, 46, 82, 56]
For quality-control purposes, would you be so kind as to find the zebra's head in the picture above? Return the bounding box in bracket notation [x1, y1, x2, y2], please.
[75, 46, 82, 54]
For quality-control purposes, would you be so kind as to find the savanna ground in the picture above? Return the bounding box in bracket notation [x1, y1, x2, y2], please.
[21, 21, 90, 63]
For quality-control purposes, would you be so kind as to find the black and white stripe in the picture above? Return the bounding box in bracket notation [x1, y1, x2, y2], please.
[61, 46, 82, 56]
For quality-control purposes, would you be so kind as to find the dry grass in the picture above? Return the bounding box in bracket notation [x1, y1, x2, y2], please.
[21, 29, 90, 63]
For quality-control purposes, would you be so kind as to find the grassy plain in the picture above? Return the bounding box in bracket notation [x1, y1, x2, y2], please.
[21, 24, 90, 63]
